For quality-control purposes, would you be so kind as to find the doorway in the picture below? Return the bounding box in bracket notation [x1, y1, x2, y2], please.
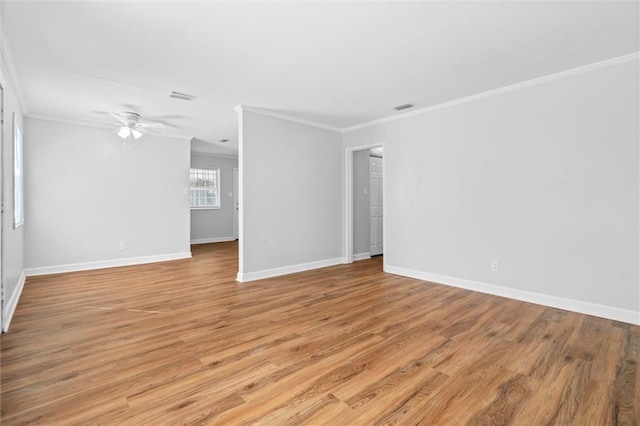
[344, 144, 384, 265]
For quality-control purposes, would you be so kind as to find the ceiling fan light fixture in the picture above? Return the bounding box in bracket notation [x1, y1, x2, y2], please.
[131, 128, 143, 139]
[117, 126, 132, 139]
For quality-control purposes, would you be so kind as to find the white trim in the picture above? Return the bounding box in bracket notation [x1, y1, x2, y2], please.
[237, 257, 345, 283]
[12, 114, 24, 228]
[191, 151, 238, 160]
[344, 149, 354, 264]
[27, 113, 115, 130]
[385, 265, 640, 326]
[25, 252, 192, 277]
[241, 106, 343, 133]
[343, 52, 640, 133]
[233, 167, 239, 240]
[190, 237, 236, 245]
[353, 252, 371, 261]
[235, 105, 244, 280]
[3, 270, 26, 332]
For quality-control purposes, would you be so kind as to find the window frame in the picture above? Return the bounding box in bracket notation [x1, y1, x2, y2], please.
[189, 167, 221, 210]
[13, 114, 24, 228]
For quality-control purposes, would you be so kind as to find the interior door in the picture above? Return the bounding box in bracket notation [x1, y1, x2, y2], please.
[370, 156, 383, 256]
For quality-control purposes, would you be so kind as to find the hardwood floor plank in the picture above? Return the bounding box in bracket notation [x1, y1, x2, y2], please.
[466, 373, 532, 425]
[340, 337, 449, 408]
[1, 241, 638, 425]
[612, 329, 640, 425]
[213, 335, 385, 424]
[369, 370, 451, 425]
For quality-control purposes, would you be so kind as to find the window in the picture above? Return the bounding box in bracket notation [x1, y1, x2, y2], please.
[190, 168, 220, 209]
[13, 115, 24, 228]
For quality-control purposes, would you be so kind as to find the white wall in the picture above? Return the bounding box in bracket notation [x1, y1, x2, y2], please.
[190, 153, 238, 243]
[0, 44, 25, 330]
[239, 109, 343, 281]
[24, 119, 191, 273]
[344, 58, 640, 324]
[353, 150, 370, 257]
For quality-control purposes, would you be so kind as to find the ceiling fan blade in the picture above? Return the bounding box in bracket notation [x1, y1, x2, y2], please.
[80, 118, 122, 126]
[146, 114, 185, 121]
[141, 128, 190, 139]
[108, 112, 128, 125]
[137, 122, 166, 129]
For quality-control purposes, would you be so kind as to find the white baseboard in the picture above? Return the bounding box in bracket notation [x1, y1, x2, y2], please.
[25, 252, 193, 277]
[385, 265, 640, 326]
[3, 270, 26, 332]
[237, 257, 346, 283]
[353, 252, 371, 261]
[191, 237, 236, 245]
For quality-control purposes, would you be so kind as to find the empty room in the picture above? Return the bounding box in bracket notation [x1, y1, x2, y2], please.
[0, 1, 638, 424]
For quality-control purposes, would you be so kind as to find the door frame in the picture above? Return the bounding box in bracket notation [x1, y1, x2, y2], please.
[344, 143, 384, 264]
[233, 167, 239, 240]
[0, 81, 4, 332]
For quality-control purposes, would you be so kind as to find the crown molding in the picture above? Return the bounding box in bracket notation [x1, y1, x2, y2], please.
[15, 51, 640, 138]
[191, 151, 238, 159]
[343, 52, 640, 133]
[237, 53, 639, 134]
[240, 106, 343, 133]
[27, 113, 114, 130]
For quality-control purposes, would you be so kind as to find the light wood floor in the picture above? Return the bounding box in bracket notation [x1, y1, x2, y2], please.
[1, 242, 638, 425]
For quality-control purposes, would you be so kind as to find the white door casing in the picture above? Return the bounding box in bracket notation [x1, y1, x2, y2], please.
[0, 83, 4, 332]
[370, 156, 383, 256]
[233, 167, 239, 240]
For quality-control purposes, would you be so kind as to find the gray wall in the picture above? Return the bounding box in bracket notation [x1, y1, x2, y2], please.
[190, 153, 238, 243]
[24, 118, 191, 270]
[344, 58, 639, 320]
[353, 150, 370, 257]
[239, 110, 343, 279]
[1, 47, 25, 329]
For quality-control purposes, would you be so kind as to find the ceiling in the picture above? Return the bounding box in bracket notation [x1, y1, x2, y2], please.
[1, 1, 638, 156]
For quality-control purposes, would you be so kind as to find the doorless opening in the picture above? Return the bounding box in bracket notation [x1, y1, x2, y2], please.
[344, 143, 384, 265]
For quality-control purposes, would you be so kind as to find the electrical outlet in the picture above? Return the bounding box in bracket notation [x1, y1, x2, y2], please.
[119, 242, 126, 251]
[491, 261, 499, 272]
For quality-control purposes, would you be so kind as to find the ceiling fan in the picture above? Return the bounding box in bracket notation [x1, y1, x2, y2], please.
[107, 111, 166, 140]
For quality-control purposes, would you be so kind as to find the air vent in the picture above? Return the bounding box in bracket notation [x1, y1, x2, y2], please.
[218, 138, 229, 143]
[169, 91, 197, 101]
[393, 103, 414, 111]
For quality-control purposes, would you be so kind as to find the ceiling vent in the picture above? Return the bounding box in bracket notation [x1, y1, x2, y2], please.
[393, 103, 414, 111]
[169, 91, 197, 101]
